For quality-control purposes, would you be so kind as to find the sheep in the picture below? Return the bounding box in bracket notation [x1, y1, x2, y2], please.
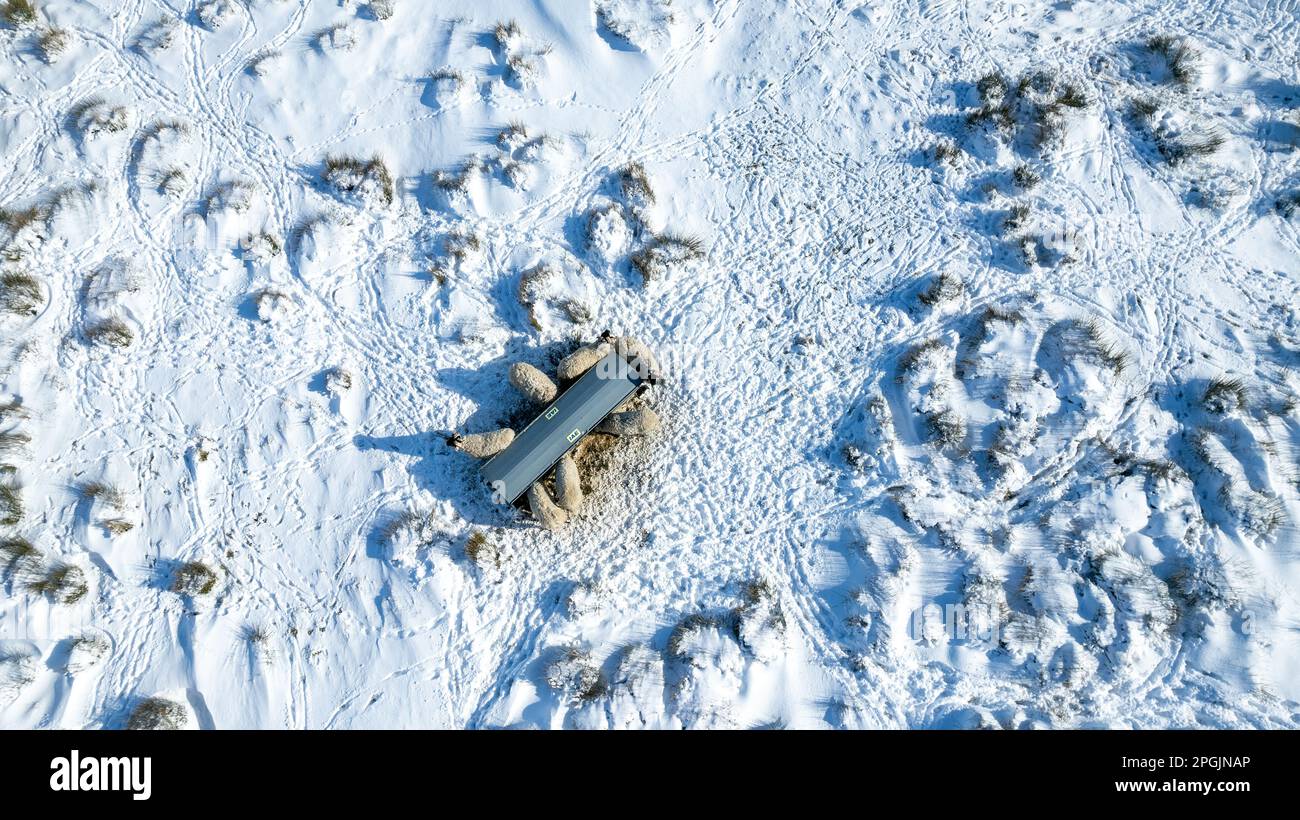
[527, 482, 568, 530]
[557, 339, 613, 381]
[594, 408, 660, 435]
[554, 452, 584, 512]
[508, 362, 558, 404]
[447, 428, 515, 458]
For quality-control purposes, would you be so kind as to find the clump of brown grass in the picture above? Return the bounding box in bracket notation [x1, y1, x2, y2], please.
[667, 612, 725, 657]
[27, 562, 88, 604]
[463, 529, 497, 567]
[932, 140, 961, 166]
[35, 26, 69, 62]
[127, 696, 187, 730]
[444, 229, 480, 263]
[493, 19, 520, 51]
[1202, 377, 1247, 415]
[322, 155, 394, 205]
[630, 233, 704, 283]
[0, 535, 39, 576]
[1146, 34, 1200, 89]
[100, 518, 134, 536]
[80, 480, 127, 509]
[617, 161, 655, 205]
[0, 428, 31, 454]
[171, 560, 217, 596]
[84, 317, 134, 348]
[917, 270, 963, 307]
[431, 158, 481, 194]
[0, 482, 22, 527]
[1, 0, 37, 28]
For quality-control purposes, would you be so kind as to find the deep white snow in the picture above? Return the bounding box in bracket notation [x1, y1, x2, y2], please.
[1, 0, 1299, 729]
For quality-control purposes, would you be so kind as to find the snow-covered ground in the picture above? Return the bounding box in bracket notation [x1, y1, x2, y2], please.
[1, 0, 1299, 729]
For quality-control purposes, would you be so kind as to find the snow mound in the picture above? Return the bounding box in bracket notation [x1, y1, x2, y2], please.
[838, 296, 1300, 722]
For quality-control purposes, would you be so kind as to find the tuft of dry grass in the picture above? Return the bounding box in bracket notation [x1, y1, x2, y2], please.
[965, 68, 1089, 154]
[1003, 203, 1031, 233]
[429, 67, 463, 86]
[926, 408, 967, 450]
[0, 0, 36, 27]
[1220, 485, 1286, 540]
[1136, 458, 1184, 485]
[322, 155, 393, 205]
[1202, 377, 1247, 415]
[1158, 130, 1226, 165]
[245, 48, 280, 77]
[0, 399, 26, 423]
[127, 696, 186, 730]
[667, 612, 724, 657]
[543, 645, 606, 703]
[0, 204, 50, 237]
[560, 299, 591, 325]
[171, 560, 217, 596]
[431, 158, 481, 194]
[493, 19, 520, 51]
[975, 305, 1026, 342]
[897, 337, 947, 378]
[1276, 191, 1300, 219]
[497, 120, 528, 147]
[134, 16, 177, 53]
[1146, 35, 1200, 89]
[1056, 83, 1088, 109]
[966, 101, 1015, 133]
[100, 518, 134, 536]
[241, 231, 282, 258]
[516, 263, 553, 328]
[463, 529, 496, 567]
[324, 366, 352, 394]
[617, 161, 655, 205]
[313, 22, 356, 52]
[976, 72, 1008, 104]
[1012, 164, 1040, 190]
[64, 632, 109, 670]
[504, 53, 540, 86]
[251, 288, 289, 321]
[36, 26, 68, 62]
[0, 535, 38, 575]
[27, 562, 88, 604]
[932, 140, 960, 166]
[1129, 96, 1161, 123]
[79, 480, 127, 509]
[84, 317, 134, 348]
[444, 229, 480, 263]
[516, 263, 552, 308]
[0, 482, 22, 526]
[917, 270, 963, 307]
[1079, 318, 1130, 373]
[69, 96, 129, 137]
[629, 233, 705, 283]
[380, 509, 427, 545]
[1032, 101, 1066, 149]
[0, 430, 31, 456]
[0, 271, 41, 315]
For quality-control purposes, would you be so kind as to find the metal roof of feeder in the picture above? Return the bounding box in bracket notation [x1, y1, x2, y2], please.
[480, 348, 653, 507]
